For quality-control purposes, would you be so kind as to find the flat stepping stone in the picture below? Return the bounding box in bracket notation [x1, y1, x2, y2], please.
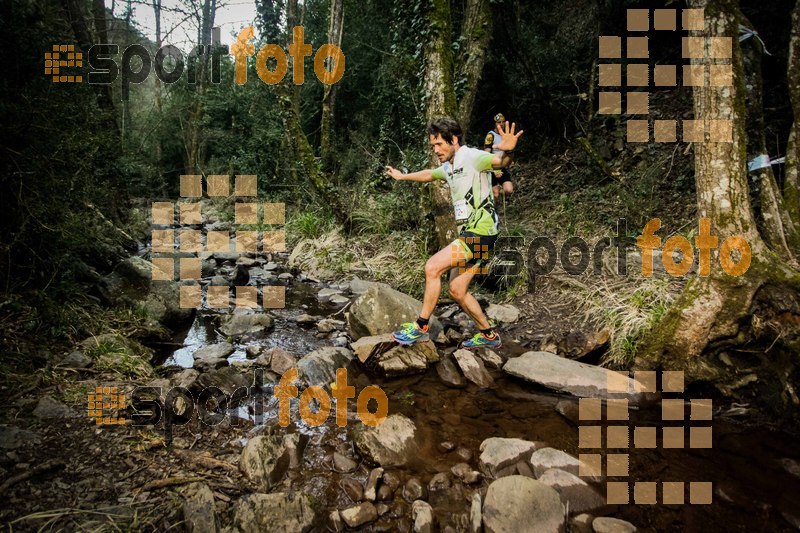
[504, 351, 646, 404]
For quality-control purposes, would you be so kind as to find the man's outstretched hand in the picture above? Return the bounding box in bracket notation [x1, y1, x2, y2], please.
[493, 121, 524, 152]
[386, 166, 404, 180]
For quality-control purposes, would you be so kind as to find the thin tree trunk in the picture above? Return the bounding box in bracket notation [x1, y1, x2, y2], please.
[424, 0, 459, 248]
[456, 0, 491, 137]
[185, 0, 215, 174]
[60, 0, 117, 133]
[121, 0, 132, 144]
[287, 0, 300, 117]
[152, 0, 164, 195]
[787, 129, 800, 225]
[785, 1, 800, 228]
[320, 0, 343, 170]
[740, 14, 798, 259]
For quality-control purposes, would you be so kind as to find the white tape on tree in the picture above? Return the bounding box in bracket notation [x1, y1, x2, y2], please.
[748, 154, 771, 172]
[739, 25, 772, 56]
[748, 155, 786, 172]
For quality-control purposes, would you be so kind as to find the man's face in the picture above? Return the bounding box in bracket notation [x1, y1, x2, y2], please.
[495, 121, 504, 133]
[429, 134, 458, 163]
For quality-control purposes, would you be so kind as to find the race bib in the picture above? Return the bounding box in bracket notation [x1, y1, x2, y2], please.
[453, 199, 470, 221]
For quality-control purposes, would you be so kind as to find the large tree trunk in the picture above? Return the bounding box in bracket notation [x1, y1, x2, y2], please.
[636, 0, 800, 406]
[456, 0, 491, 137]
[423, 0, 459, 248]
[320, 0, 343, 171]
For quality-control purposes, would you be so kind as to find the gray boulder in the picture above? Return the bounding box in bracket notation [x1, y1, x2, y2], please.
[195, 366, 251, 395]
[353, 414, 418, 467]
[182, 482, 219, 533]
[32, 396, 77, 419]
[477, 349, 504, 370]
[329, 294, 350, 305]
[486, 303, 520, 323]
[340, 502, 377, 528]
[170, 368, 200, 389]
[479, 438, 544, 478]
[296, 347, 354, 387]
[412, 500, 434, 533]
[436, 356, 467, 388]
[592, 517, 637, 533]
[538, 468, 606, 514]
[193, 342, 234, 370]
[346, 283, 442, 341]
[60, 350, 92, 368]
[99, 256, 193, 327]
[453, 349, 495, 388]
[483, 476, 565, 533]
[349, 277, 375, 295]
[351, 334, 439, 377]
[233, 492, 315, 533]
[571, 513, 594, 533]
[271, 348, 298, 376]
[219, 311, 274, 338]
[529, 448, 586, 479]
[239, 434, 292, 491]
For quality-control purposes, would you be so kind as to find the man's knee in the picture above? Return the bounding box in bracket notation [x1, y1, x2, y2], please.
[504, 181, 514, 194]
[448, 283, 467, 301]
[425, 258, 445, 278]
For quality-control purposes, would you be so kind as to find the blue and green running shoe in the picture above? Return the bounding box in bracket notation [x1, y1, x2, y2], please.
[460, 331, 502, 350]
[392, 322, 430, 345]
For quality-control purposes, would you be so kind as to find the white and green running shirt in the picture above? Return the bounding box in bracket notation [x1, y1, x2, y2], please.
[431, 146, 499, 236]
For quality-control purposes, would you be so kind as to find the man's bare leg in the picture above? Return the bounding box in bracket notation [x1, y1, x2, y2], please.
[448, 266, 491, 329]
[418, 243, 461, 319]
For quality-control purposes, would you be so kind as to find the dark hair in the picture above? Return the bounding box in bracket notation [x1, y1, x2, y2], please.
[426, 117, 462, 145]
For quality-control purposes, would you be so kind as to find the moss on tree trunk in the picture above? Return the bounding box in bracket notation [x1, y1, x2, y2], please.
[320, 0, 344, 171]
[456, 0, 492, 137]
[423, 0, 460, 248]
[785, 2, 800, 227]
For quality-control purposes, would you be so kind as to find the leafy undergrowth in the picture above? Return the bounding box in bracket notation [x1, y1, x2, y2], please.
[0, 289, 162, 399]
[287, 228, 430, 298]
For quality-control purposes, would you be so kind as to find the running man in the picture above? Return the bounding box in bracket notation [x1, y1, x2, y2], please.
[386, 116, 522, 349]
[484, 113, 515, 200]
